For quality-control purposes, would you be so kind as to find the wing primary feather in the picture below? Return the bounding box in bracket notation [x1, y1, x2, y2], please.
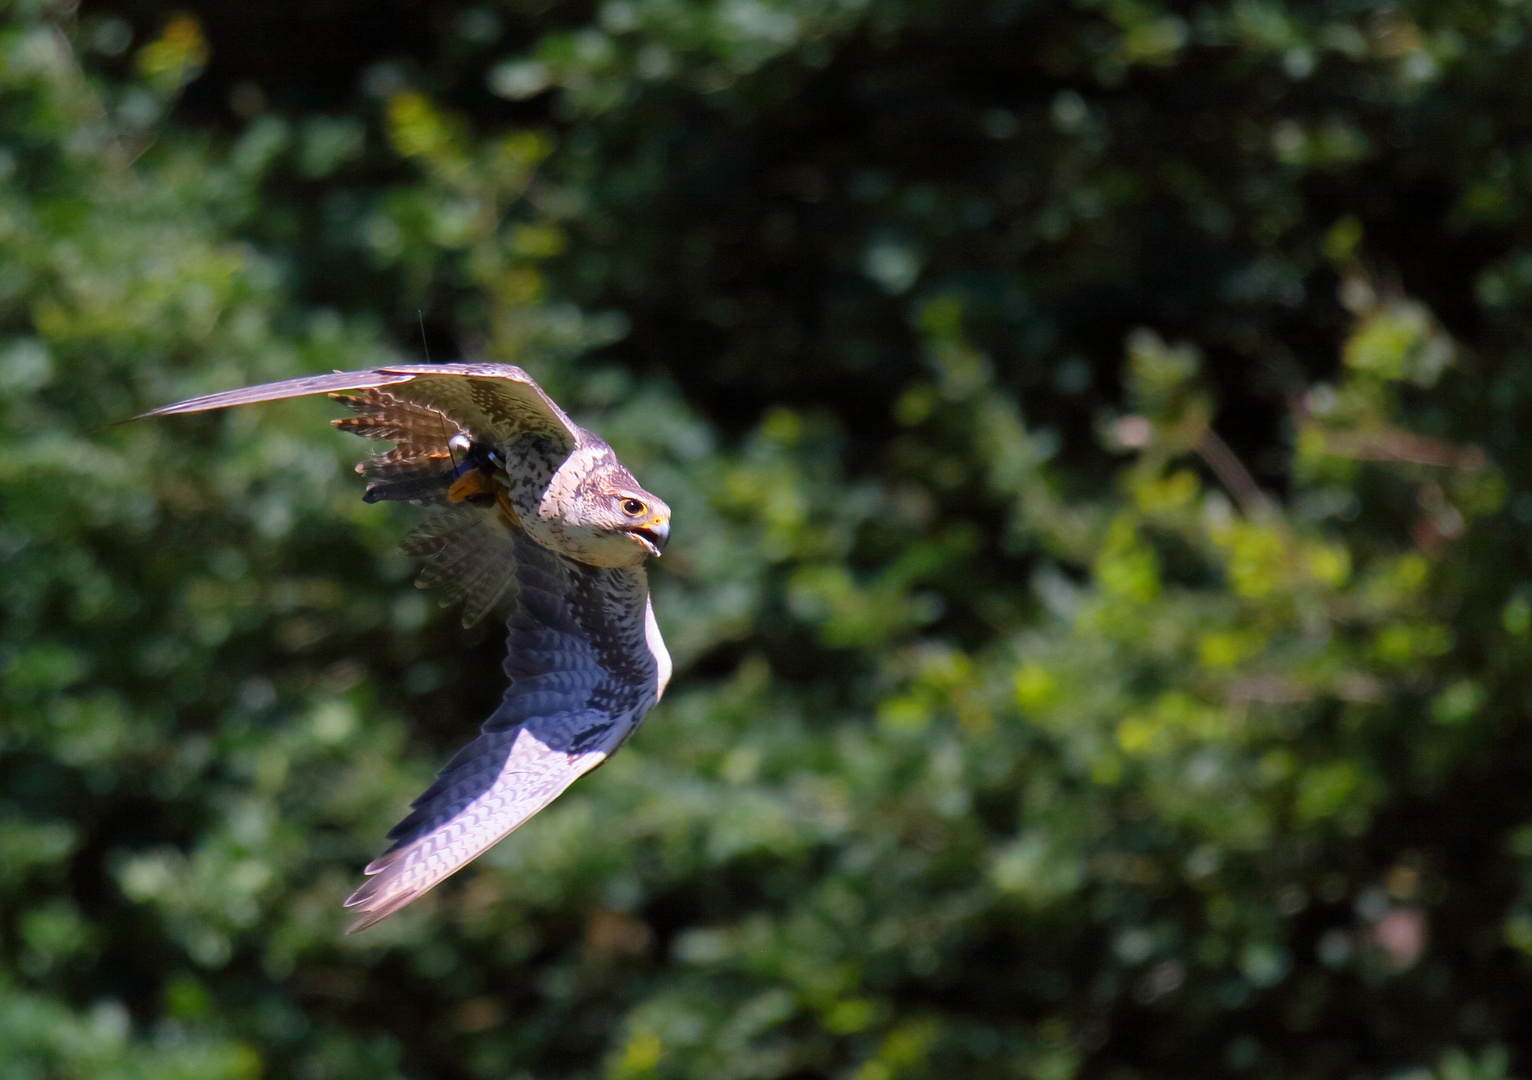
[143, 362, 582, 454]
[341, 539, 664, 933]
[138, 370, 417, 417]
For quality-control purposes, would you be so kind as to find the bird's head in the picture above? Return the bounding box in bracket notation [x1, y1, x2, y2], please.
[602, 487, 671, 559]
[555, 454, 670, 564]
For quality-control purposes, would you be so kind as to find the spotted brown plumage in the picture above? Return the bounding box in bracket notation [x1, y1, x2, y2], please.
[144, 363, 673, 931]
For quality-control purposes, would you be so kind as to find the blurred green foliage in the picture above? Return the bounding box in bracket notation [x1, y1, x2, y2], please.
[4, 0, 1532, 1077]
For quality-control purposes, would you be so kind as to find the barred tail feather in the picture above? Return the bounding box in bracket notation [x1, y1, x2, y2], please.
[331, 390, 518, 625]
[330, 389, 466, 474]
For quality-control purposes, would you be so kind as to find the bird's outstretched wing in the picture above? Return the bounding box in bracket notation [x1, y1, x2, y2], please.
[144, 362, 582, 625]
[140, 362, 582, 452]
[344, 533, 670, 932]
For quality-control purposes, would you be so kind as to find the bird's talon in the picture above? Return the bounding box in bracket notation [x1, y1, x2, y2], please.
[447, 471, 487, 503]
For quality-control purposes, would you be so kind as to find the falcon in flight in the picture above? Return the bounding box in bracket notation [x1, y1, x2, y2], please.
[146, 363, 672, 931]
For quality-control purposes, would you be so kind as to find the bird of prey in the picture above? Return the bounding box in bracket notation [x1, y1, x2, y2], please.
[146, 363, 672, 931]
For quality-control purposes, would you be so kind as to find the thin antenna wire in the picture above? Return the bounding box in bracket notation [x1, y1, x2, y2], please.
[420, 309, 461, 473]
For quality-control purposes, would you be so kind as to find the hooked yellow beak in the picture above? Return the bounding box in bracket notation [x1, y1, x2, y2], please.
[627, 516, 669, 557]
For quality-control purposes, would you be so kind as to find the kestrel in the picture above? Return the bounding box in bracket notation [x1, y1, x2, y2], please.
[147, 364, 672, 931]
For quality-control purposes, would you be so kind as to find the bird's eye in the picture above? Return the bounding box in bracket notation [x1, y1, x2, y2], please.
[621, 498, 646, 517]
